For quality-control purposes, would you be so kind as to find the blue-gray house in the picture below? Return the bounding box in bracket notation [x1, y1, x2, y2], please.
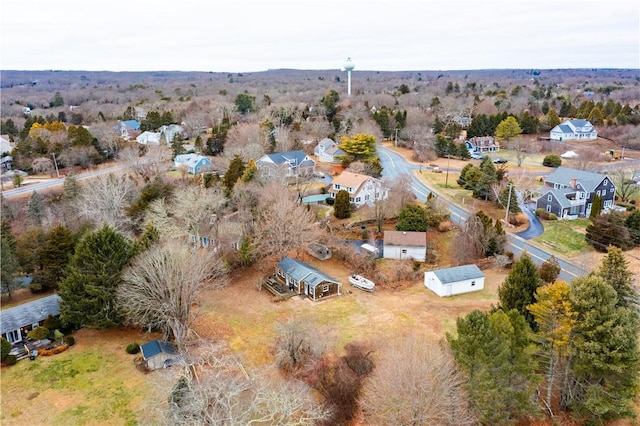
[275, 257, 341, 301]
[174, 153, 212, 174]
[0, 294, 61, 344]
[256, 150, 315, 179]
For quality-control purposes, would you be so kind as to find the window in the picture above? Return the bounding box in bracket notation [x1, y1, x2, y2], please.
[546, 205, 551, 212]
[334, 184, 341, 190]
[322, 284, 329, 292]
[471, 281, 476, 286]
[547, 194, 552, 201]
[610, 188, 614, 194]
[7, 329, 20, 344]
[604, 179, 608, 186]
[401, 249, 407, 254]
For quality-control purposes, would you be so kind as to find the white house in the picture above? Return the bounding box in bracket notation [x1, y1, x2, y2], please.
[160, 124, 185, 145]
[383, 231, 427, 262]
[550, 119, 598, 141]
[174, 153, 212, 174]
[0, 134, 13, 154]
[136, 131, 161, 145]
[328, 171, 387, 207]
[314, 138, 345, 163]
[424, 264, 485, 297]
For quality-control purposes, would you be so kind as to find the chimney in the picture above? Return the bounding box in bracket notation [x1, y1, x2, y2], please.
[570, 177, 577, 189]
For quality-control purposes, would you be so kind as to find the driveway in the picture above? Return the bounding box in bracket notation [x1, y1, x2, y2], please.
[516, 205, 544, 239]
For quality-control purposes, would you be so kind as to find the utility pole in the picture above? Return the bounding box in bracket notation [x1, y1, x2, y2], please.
[394, 128, 399, 147]
[445, 153, 451, 188]
[52, 152, 60, 178]
[504, 182, 513, 223]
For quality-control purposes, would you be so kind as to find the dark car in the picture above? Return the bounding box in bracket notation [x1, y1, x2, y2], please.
[493, 158, 508, 164]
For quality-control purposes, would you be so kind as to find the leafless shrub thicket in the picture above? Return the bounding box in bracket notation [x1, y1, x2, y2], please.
[361, 335, 476, 426]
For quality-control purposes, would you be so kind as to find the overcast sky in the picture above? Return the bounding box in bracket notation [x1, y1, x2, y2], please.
[1, 0, 638, 72]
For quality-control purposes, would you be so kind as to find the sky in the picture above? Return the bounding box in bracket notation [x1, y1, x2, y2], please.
[1, 0, 638, 72]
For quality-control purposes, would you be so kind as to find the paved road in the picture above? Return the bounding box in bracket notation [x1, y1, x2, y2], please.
[1, 162, 129, 199]
[377, 145, 587, 282]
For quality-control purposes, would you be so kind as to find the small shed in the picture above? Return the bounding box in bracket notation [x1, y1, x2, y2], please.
[383, 231, 427, 262]
[424, 264, 484, 297]
[140, 340, 181, 370]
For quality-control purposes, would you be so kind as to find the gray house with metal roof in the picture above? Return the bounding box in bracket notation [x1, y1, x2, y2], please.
[0, 294, 61, 344]
[424, 264, 484, 297]
[256, 150, 315, 180]
[536, 166, 614, 219]
[550, 119, 597, 141]
[275, 257, 341, 301]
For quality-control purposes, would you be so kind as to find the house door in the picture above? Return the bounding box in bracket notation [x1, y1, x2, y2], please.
[6, 329, 20, 344]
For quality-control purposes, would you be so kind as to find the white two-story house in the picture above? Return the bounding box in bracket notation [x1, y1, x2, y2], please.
[328, 170, 387, 207]
[550, 119, 598, 141]
[314, 138, 346, 163]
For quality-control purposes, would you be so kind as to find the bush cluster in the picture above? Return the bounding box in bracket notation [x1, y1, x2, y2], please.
[4, 354, 17, 366]
[535, 208, 558, 220]
[542, 154, 562, 167]
[64, 336, 75, 346]
[126, 343, 140, 354]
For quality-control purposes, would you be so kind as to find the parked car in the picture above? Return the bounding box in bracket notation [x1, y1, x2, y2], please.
[470, 153, 485, 160]
[493, 158, 508, 164]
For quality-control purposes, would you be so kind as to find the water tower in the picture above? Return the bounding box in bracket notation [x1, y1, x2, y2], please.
[344, 57, 355, 96]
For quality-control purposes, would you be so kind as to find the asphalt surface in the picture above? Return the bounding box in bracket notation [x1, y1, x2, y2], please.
[377, 145, 587, 282]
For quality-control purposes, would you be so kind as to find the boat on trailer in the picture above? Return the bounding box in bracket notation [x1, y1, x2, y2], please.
[349, 274, 375, 292]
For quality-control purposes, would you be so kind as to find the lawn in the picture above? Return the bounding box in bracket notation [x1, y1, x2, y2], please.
[533, 218, 594, 257]
[0, 328, 164, 426]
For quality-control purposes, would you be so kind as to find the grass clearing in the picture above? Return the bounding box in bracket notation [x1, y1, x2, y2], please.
[1, 328, 161, 426]
[534, 218, 594, 257]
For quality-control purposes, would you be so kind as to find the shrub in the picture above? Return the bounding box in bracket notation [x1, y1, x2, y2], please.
[325, 197, 335, 206]
[4, 354, 17, 366]
[126, 343, 140, 354]
[43, 315, 61, 330]
[542, 154, 562, 167]
[535, 208, 544, 217]
[27, 326, 50, 341]
[1, 338, 11, 361]
[64, 336, 75, 346]
[548, 213, 558, 220]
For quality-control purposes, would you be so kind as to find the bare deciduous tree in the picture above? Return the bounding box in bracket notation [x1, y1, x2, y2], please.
[77, 173, 136, 232]
[31, 157, 54, 175]
[273, 318, 325, 373]
[452, 213, 485, 264]
[252, 183, 321, 262]
[119, 144, 173, 181]
[613, 169, 640, 202]
[145, 184, 226, 242]
[224, 122, 267, 161]
[568, 147, 605, 171]
[119, 242, 229, 345]
[163, 345, 330, 425]
[361, 335, 476, 426]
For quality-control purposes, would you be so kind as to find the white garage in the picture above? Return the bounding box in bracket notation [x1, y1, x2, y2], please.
[424, 264, 484, 297]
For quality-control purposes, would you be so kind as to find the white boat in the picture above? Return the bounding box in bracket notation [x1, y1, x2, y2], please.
[349, 274, 375, 292]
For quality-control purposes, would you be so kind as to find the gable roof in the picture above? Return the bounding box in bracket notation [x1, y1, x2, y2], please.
[0, 294, 61, 335]
[384, 231, 427, 247]
[331, 171, 371, 189]
[140, 340, 177, 360]
[544, 166, 610, 193]
[261, 150, 312, 166]
[174, 153, 209, 166]
[317, 138, 336, 149]
[432, 264, 484, 284]
[121, 120, 141, 130]
[277, 257, 340, 289]
[538, 187, 576, 209]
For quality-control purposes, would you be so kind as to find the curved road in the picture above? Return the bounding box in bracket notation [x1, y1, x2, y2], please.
[377, 145, 587, 282]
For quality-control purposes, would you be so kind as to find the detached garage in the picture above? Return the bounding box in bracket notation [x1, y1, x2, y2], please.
[424, 264, 484, 297]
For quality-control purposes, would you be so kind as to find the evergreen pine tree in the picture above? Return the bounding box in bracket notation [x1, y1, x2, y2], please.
[568, 275, 640, 423]
[589, 194, 602, 219]
[498, 253, 542, 329]
[222, 154, 245, 196]
[539, 255, 561, 284]
[448, 309, 539, 424]
[396, 203, 428, 232]
[333, 190, 351, 219]
[624, 209, 640, 246]
[26, 191, 45, 226]
[58, 225, 135, 328]
[598, 246, 638, 309]
[34, 225, 76, 291]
